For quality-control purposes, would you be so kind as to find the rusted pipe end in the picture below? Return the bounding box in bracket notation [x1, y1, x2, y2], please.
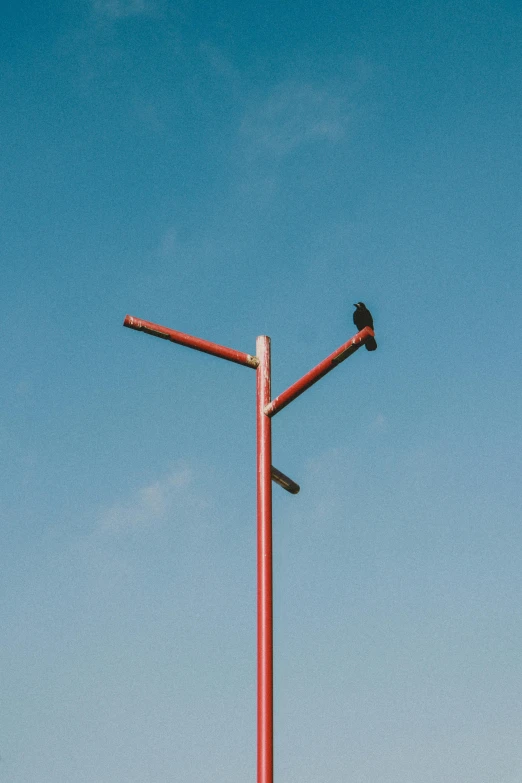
[123, 314, 141, 329]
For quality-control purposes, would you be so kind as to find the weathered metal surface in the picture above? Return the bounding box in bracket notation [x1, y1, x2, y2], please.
[256, 335, 273, 783]
[264, 327, 375, 418]
[271, 465, 300, 494]
[123, 315, 259, 368]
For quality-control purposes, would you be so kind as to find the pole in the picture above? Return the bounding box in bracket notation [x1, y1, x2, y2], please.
[256, 336, 273, 783]
[124, 315, 375, 780]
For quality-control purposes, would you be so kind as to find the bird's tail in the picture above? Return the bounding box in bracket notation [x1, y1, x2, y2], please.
[365, 337, 377, 351]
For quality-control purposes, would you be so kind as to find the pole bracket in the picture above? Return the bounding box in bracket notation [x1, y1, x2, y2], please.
[271, 466, 300, 494]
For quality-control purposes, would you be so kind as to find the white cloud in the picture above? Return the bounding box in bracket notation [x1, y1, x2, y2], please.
[98, 463, 193, 532]
[240, 81, 349, 159]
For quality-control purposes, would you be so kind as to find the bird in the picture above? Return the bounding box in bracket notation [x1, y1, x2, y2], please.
[353, 302, 377, 351]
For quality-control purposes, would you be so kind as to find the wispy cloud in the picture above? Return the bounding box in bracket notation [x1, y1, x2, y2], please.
[199, 42, 239, 85]
[69, 462, 203, 594]
[369, 413, 388, 432]
[98, 462, 193, 532]
[92, 0, 156, 19]
[240, 81, 349, 159]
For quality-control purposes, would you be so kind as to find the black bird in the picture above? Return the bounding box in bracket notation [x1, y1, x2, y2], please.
[353, 302, 377, 351]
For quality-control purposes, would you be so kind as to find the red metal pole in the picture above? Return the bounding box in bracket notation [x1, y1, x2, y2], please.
[256, 336, 273, 783]
[123, 315, 259, 369]
[264, 326, 375, 418]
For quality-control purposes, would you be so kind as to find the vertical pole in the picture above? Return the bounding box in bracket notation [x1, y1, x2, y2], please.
[256, 336, 273, 783]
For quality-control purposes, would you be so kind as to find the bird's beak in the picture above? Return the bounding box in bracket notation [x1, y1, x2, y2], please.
[353, 303, 357, 307]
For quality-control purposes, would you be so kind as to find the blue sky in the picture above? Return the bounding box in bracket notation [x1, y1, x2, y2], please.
[1, 0, 521, 780]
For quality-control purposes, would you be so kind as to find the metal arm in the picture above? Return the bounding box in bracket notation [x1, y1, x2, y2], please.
[123, 315, 259, 369]
[264, 327, 374, 417]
